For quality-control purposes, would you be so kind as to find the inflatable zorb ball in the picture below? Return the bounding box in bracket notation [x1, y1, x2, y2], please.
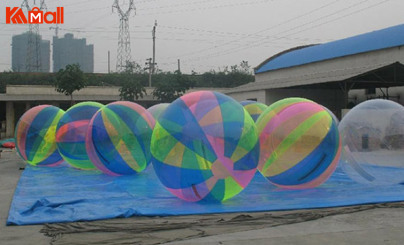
[147, 103, 170, 121]
[15, 105, 65, 166]
[339, 99, 404, 185]
[240, 101, 268, 122]
[256, 98, 341, 189]
[86, 101, 155, 175]
[56, 102, 104, 170]
[151, 91, 259, 202]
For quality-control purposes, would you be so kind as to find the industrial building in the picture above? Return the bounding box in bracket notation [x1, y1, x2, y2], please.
[11, 32, 50, 73]
[227, 24, 404, 118]
[53, 33, 94, 73]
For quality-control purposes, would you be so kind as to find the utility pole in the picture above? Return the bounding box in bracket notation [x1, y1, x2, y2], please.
[113, 0, 135, 72]
[49, 25, 59, 37]
[152, 20, 157, 74]
[145, 58, 152, 87]
[108, 51, 110, 73]
[178, 59, 181, 72]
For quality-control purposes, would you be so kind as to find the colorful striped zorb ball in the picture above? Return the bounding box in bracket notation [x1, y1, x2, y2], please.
[256, 98, 341, 189]
[15, 105, 65, 166]
[86, 101, 155, 176]
[151, 91, 259, 202]
[240, 100, 268, 122]
[56, 102, 104, 170]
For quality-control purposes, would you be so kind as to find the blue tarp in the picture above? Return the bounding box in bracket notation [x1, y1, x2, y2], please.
[7, 163, 404, 225]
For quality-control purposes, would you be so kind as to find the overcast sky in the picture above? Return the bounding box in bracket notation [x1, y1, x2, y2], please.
[1, 0, 404, 74]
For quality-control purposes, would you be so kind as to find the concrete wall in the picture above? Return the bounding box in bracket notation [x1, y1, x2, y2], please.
[1, 85, 231, 138]
[6, 85, 121, 96]
[6, 85, 230, 96]
[5, 102, 14, 138]
[226, 90, 266, 103]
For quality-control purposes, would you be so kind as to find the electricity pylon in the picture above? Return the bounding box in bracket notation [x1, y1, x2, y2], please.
[21, 0, 47, 72]
[113, 0, 135, 72]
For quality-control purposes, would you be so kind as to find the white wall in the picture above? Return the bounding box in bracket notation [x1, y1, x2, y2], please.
[6, 85, 121, 96]
[226, 90, 266, 104]
[6, 85, 230, 96]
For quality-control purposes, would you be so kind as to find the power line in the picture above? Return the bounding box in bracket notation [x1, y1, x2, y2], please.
[280, 0, 392, 37]
[137, 0, 274, 16]
[137, 0, 217, 11]
[158, 25, 331, 42]
[69, 6, 108, 15]
[54, 28, 149, 34]
[224, 0, 391, 57]
[62, 0, 101, 8]
[165, 0, 385, 64]
[65, 0, 273, 16]
[268, 0, 373, 37]
[161, 0, 344, 60]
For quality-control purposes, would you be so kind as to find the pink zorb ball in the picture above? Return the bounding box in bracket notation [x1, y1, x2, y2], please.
[256, 98, 341, 189]
[15, 105, 65, 166]
[56, 101, 104, 170]
[151, 91, 259, 202]
[86, 101, 155, 175]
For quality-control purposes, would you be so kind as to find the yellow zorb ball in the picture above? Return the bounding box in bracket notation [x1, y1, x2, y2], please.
[256, 98, 341, 189]
[15, 105, 65, 166]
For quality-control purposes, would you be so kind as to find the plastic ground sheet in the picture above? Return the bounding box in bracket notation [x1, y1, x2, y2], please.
[7, 164, 404, 225]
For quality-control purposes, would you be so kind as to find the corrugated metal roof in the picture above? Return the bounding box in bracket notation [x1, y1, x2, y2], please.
[255, 24, 404, 74]
[229, 62, 394, 93]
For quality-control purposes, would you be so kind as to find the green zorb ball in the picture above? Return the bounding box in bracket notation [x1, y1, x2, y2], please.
[56, 101, 104, 170]
[15, 105, 65, 166]
[151, 91, 259, 202]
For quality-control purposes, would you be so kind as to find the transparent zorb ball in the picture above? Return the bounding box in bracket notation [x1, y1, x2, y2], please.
[339, 99, 404, 185]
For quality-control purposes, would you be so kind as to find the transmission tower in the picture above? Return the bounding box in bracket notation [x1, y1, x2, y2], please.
[22, 0, 47, 72]
[113, 0, 135, 72]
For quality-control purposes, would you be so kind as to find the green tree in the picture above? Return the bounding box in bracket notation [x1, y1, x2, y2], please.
[124, 61, 145, 74]
[196, 61, 254, 88]
[152, 70, 194, 103]
[119, 61, 147, 101]
[54, 64, 87, 105]
[239, 60, 252, 74]
[119, 76, 146, 101]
